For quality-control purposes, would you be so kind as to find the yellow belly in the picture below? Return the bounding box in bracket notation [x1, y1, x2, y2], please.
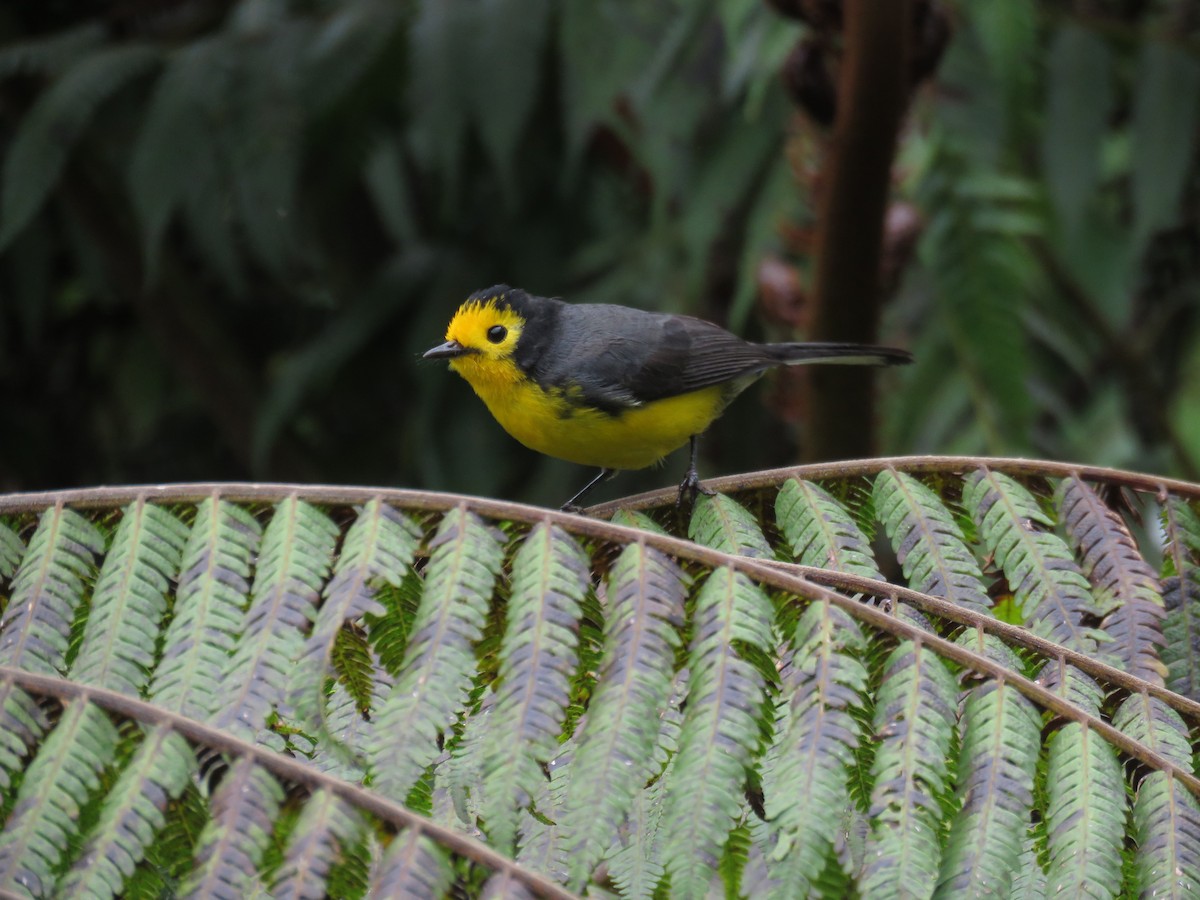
[461, 371, 727, 470]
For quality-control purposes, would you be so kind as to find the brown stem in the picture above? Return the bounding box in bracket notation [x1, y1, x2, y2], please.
[805, 0, 912, 461]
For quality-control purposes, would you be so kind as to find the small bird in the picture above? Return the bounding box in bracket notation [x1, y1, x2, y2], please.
[425, 285, 911, 511]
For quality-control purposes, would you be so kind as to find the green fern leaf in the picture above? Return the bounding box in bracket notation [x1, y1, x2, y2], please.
[606, 769, 669, 900]
[935, 677, 1041, 896]
[0, 701, 120, 895]
[661, 567, 774, 898]
[1042, 668, 1124, 897]
[1058, 477, 1166, 682]
[1009, 837, 1049, 897]
[964, 469, 1101, 650]
[481, 523, 589, 851]
[561, 542, 685, 886]
[776, 478, 882, 578]
[688, 493, 774, 558]
[57, 724, 195, 900]
[215, 498, 339, 735]
[873, 470, 991, 613]
[370, 830, 454, 897]
[72, 500, 188, 696]
[295, 500, 421, 721]
[0, 518, 23, 579]
[147, 498, 261, 720]
[368, 508, 503, 801]
[760, 601, 869, 897]
[1113, 695, 1200, 898]
[860, 640, 958, 898]
[1162, 498, 1200, 700]
[0, 44, 161, 249]
[269, 787, 366, 899]
[1, 506, 104, 673]
[180, 757, 284, 899]
[0, 507, 103, 789]
[610, 508, 670, 535]
[517, 739, 575, 883]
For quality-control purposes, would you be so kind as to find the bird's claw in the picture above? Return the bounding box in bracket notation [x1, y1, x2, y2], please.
[676, 467, 716, 510]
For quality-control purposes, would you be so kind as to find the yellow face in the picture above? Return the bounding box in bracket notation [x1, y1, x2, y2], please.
[441, 297, 526, 386]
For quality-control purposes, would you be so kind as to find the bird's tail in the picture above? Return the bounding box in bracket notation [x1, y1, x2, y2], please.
[768, 341, 912, 367]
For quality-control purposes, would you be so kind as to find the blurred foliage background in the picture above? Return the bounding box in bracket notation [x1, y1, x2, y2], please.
[0, 0, 1198, 507]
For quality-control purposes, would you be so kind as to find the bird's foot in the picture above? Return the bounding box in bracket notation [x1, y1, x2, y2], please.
[676, 466, 716, 510]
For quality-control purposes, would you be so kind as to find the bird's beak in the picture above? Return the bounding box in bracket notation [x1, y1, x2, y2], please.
[423, 340, 473, 359]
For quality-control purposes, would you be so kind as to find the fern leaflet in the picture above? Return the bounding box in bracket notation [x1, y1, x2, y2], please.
[368, 508, 503, 801]
[481, 523, 589, 852]
[561, 542, 685, 886]
[215, 497, 339, 735]
[776, 478, 882, 577]
[1058, 477, 1166, 682]
[369, 829, 454, 897]
[72, 500, 188, 696]
[861, 640, 958, 898]
[1162, 498, 1200, 700]
[147, 499, 261, 720]
[0, 701, 119, 895]
[180, 757, 284, 898]
[660, 567, 774, 898]
[57, 724, 196, 900]
[874, 469, 991, 613]
[1043, 667, 1124, 897]
[269, 786, 365, 900]
[689, 493, 774, 558]
[964, 469, 1101, 650]
[759, 600, 869, 897]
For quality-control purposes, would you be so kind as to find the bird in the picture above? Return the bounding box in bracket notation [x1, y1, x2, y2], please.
[424, 285, 911, 511]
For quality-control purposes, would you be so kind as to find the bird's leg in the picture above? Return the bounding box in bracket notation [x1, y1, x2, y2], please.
[676, 435, 716, 509]
[561, 468, 616, 513]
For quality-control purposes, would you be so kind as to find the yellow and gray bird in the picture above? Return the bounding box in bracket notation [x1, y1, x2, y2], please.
[425, 285, 911, 510]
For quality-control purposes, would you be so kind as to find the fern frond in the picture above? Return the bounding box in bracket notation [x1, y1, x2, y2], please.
[964, 469, 1101, 651]
[0, 507, 102, 789]
[57, 724, 195, 900]
[606, 769, 668, 900]
[517, 739, 575, 883]
[180, 757, 284, 898]
[1043, 668, 1124, 897]
[1058, 477, 1166, 682]
[610, 508, 671, 535]
[0, 518, 23, 579]
[776, 478, 882, 578]
[72, 500, 188, 696]
[293, 500, 421, 723]
[369, 829, 454, 897]
[760, 601, 869, 897]
[688, 493, 774, 558]
[0, 44, 161, 249]
[1113, 695, 1200, 898]
[1162, 498, 1200, 699]
[368, 508, 503, 801]
[1009, 837, 1048, 897]
[1, 506, 104, 673]
[216, 498, 339, 735]
[935, 678, 1041, 896]
[0, 701, 119, 895]
[873, 470, 991, 613]
[861, 640, 958, 898]
[269, 787, 366, 900]
[561, 542, 685, 886]
[147, 499, 261, 720]
[481, 523, 589, 851]
[661, 567, 774, 898]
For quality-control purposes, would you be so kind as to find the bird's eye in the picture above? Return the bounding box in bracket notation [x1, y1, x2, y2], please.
[487, 325, 508, 344]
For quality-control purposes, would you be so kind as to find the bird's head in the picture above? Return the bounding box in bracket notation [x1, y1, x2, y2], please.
[424, 285, 535, 386]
